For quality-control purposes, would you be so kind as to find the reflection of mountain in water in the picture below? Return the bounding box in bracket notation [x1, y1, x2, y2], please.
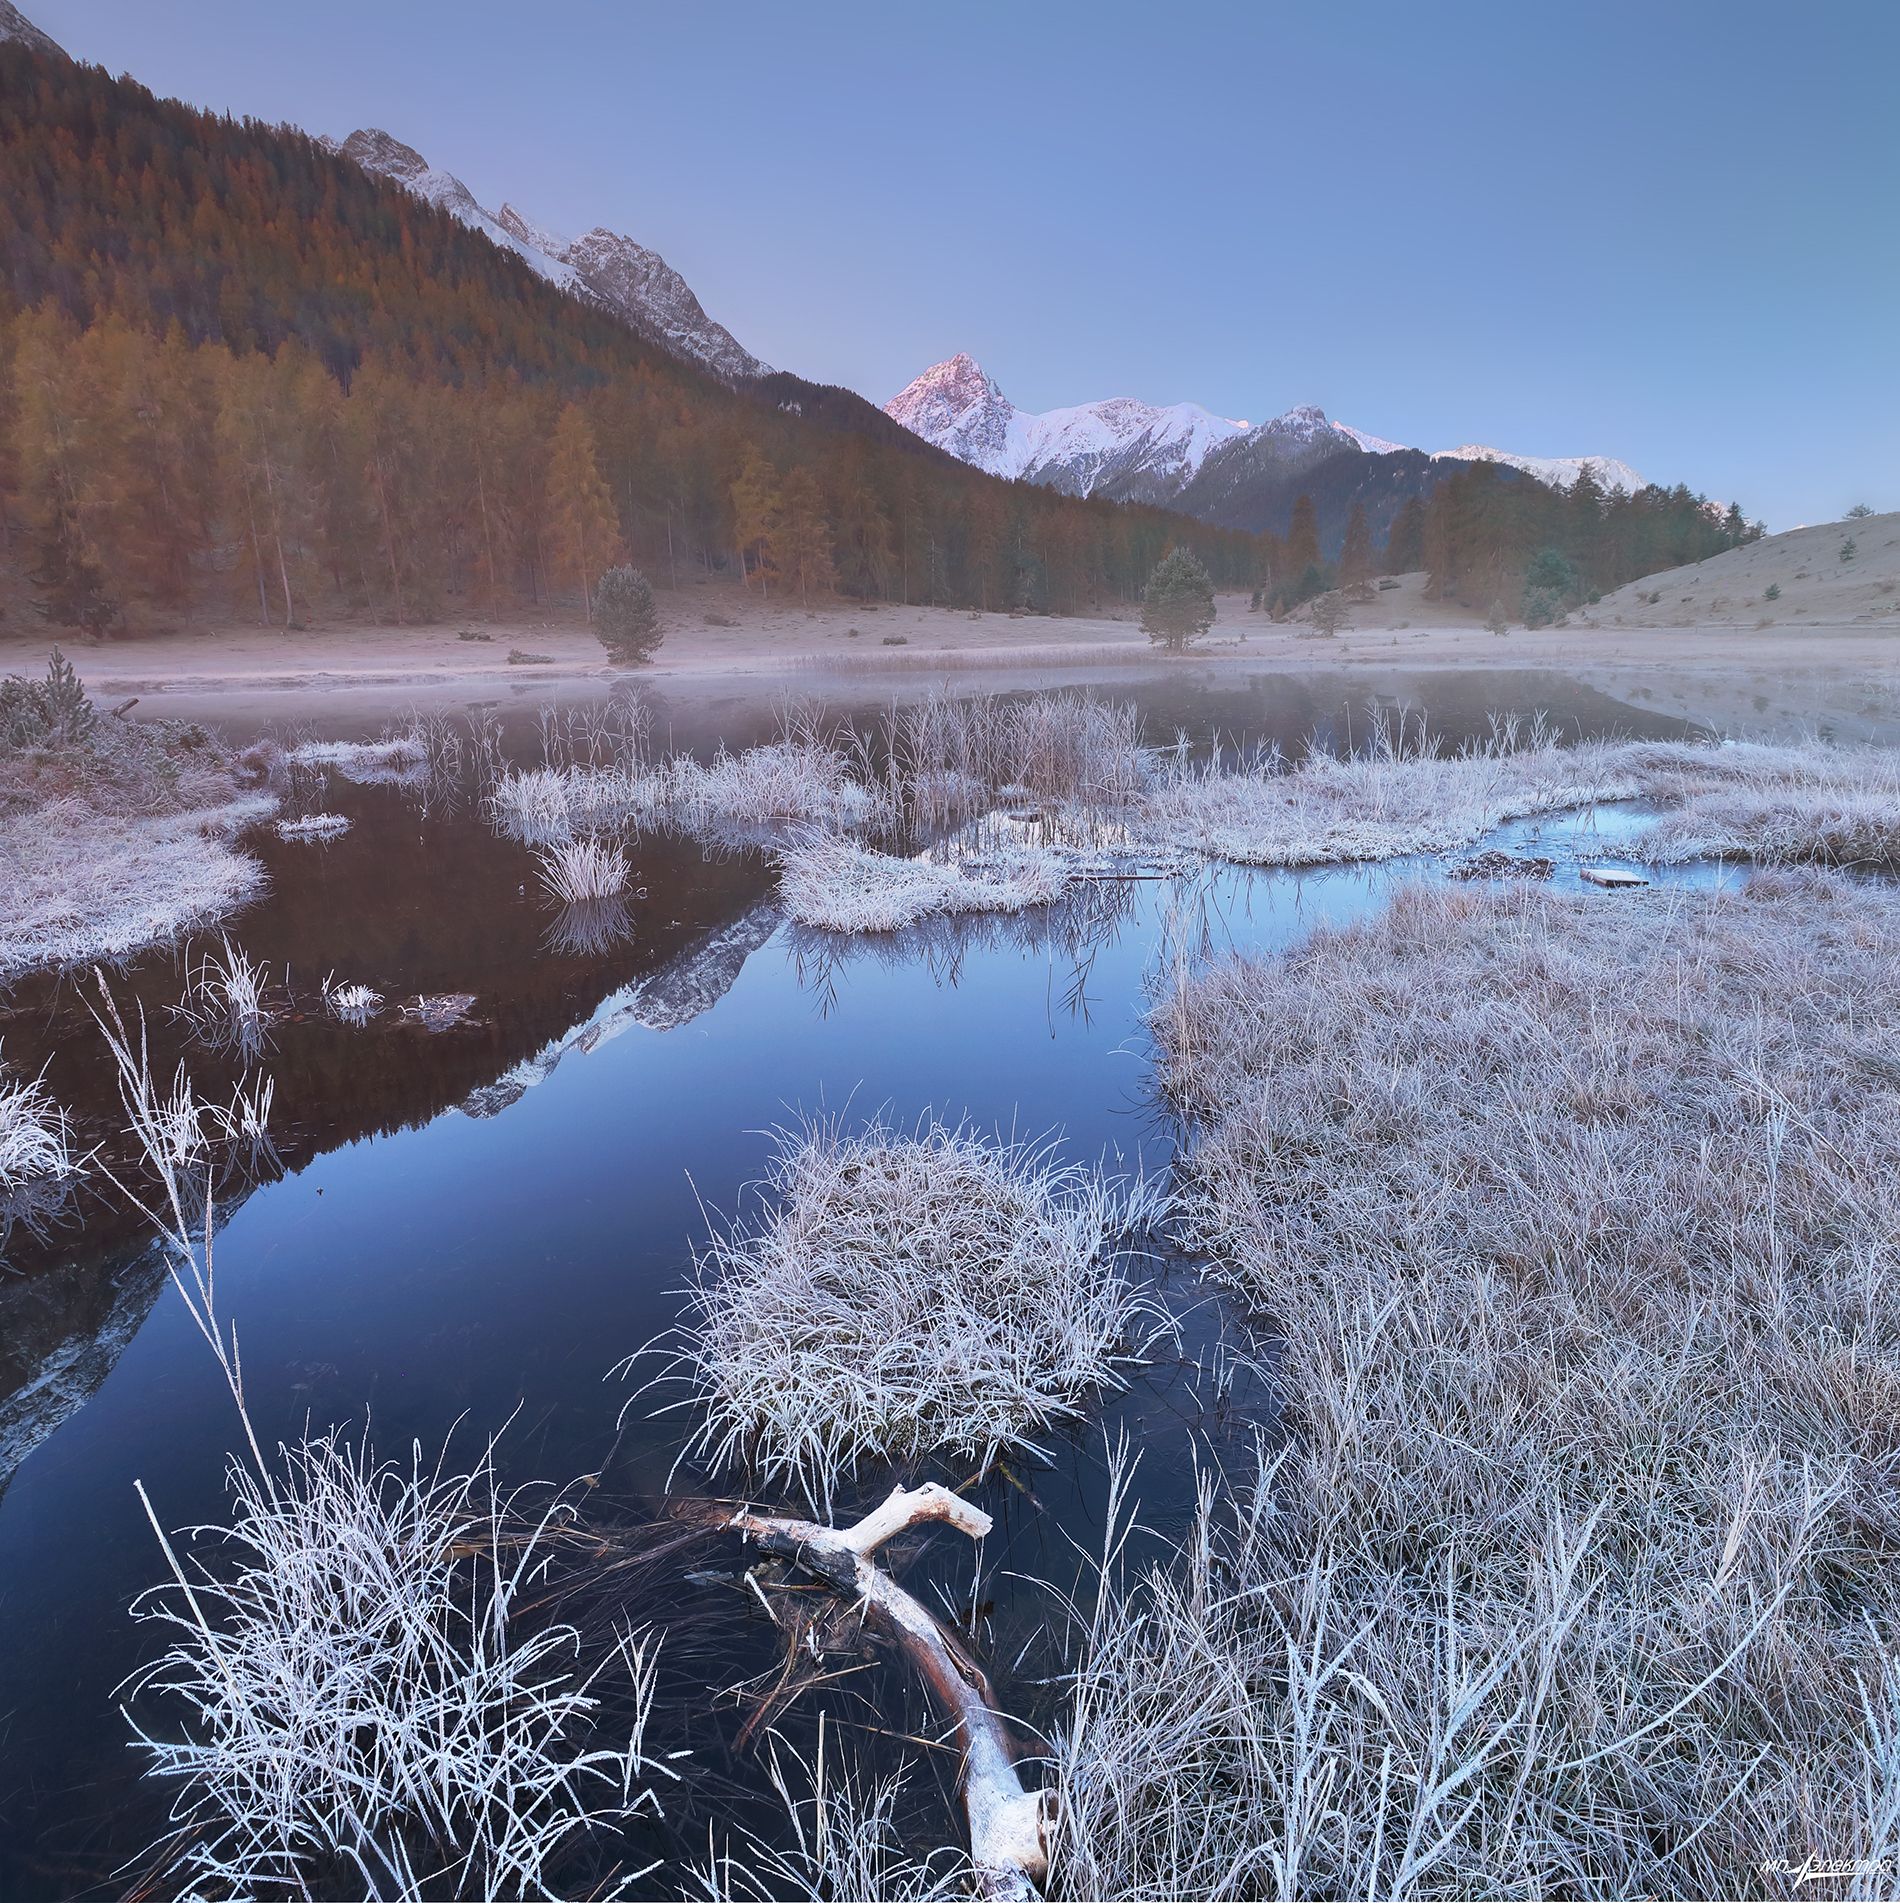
[0, 1238, 169, 1500]
[0, 795, 782, 1493]
[461, 901, 781, 1116]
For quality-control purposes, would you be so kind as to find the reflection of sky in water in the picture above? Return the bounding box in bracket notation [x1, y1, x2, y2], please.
[0, 673, 1735, 1893]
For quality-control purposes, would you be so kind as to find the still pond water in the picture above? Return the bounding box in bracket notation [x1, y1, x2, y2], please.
[0, 669, 1715, 1895]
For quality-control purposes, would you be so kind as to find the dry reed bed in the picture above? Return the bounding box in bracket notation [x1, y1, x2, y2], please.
[1632, 739, 1900, 869]
[491, 740, 886, 848]
[1121, 871, 1900, 1898]
[674, 1116, 1166, 1511]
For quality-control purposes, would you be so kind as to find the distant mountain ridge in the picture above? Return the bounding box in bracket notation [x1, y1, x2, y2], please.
[886, 354, 1649, 543]
[334, 128, 769, 385]
[884, 353, 1251, 507]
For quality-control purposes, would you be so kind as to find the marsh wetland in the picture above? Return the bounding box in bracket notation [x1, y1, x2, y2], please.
[8, 665, 1900, 1898]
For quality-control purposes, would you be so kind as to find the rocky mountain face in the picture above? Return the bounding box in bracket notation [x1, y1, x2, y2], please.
[887, 354, 1648, 545]
[337, 129, 768, 384]
[884, 353, 1249, 506]
[0, 0, 62, 56]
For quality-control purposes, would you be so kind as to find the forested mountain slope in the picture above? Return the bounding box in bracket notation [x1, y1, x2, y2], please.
[0, 43, 1257, 632]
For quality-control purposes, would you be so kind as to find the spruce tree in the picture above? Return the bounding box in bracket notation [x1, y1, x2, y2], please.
[1285, 494, 1321, 579]
[1385, 495, 1426, 575]
[592, 566, 661, 664]
[1141, 545, 1216, 651]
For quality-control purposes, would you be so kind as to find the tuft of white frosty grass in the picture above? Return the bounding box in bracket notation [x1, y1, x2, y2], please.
[287, 733, 427, 785]
[491, 743, 886, 847]
[323, 980, 383, 1025]
[274, 812, 351, 842]
[535, 836, 631, 904]
[675, 1115, 1167, 1511]
[0, 795, 274, 981]
[0, 1042, 74, 1194]
[777, 836, 1075, 933]
[127, 1428, 664, 1900]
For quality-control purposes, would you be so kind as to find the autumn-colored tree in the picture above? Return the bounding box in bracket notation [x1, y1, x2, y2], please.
[729, 451, 781, 595]
[543, 404, 622, 615]
[778, 467, 835, 606]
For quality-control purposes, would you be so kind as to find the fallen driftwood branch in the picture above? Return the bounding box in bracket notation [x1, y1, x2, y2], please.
[726, 1481, 1052, 1900]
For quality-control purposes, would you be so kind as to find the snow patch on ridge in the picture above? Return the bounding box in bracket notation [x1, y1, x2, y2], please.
[337, 129, 768, 383]
[884, 354, 1247, 497]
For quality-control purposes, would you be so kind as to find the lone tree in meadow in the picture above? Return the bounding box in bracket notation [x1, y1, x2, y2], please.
[1141, 546, 1216, 651]
[1309, 590, 1349, 638]
[593, 566, 662, 664]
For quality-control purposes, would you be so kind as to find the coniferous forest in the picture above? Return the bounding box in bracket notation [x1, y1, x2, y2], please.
[0, 47, 1261, 632]
[0, 43, 1752, 637]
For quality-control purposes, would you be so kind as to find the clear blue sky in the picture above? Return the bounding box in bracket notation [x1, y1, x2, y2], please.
[32, 0, 1899, 528]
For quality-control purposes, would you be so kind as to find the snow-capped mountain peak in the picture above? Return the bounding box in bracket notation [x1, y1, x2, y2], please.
[1336, 421, 1409, 456]
[0, 0, 64, 57]
[495, 203, 573, 263]
[1434, 444, 1646, 494]
[336, 129, 768, 383]
[884, 355, 1247, 503]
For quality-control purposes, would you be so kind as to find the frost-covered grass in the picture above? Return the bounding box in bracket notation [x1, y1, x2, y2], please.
[778, 837, 1074, 933]
[0, 795, 273, 982]
[95, 988, 666, 1902]
[129, 1430, 663, 1901]
[890, 690, 1150, 825]
[1134, 870, 1900, 1898]
[536, 836, 632, 904]
[273, 811, 350, 842]
[666, 741, 887, 839]
[0, 1043, 73, 1195]
[1144, 721, 1651, 867]
[322, 979, 382, 1025]
[175, 936, 274, 1056]
[675, 1116, 1165, 1510]
[490, 763, 664, 846]
[1631, 738, 1900, 869]
[287, 732, 427, 786]
[694, 1735, 966, 1903]
[493, 742, 882, 847]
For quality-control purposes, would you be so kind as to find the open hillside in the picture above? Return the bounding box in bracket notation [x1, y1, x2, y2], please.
[1591, 511, 1900, 630]
[0, 41, 1258, 636]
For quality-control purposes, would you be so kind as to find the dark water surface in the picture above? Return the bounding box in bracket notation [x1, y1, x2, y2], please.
[0, 670, 1699, 1895]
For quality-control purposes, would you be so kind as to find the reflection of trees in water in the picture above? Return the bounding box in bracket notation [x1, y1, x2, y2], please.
[786, 875, 1141, 1022]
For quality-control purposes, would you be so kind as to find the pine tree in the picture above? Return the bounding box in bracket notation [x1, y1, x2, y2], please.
[28, 468, 119, 636]
[1141, 545, 1216, 651]
[543, 404, 622, 615]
